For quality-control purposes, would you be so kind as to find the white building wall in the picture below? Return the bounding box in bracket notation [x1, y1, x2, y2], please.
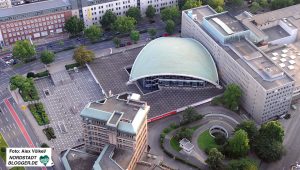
[140, 0, 178, 16]
[82, 0, 137, 27]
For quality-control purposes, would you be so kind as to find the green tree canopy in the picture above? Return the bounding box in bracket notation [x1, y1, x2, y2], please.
[113, 37, 121, 48]
[258, 0, 269, 8]
[73, 46, 95, 66]
[223, 84, 242, 110]
[227, 158, 258, 170]
[235, 120, 257, 145]
[208, 0, 224, 8]
[148, 28, 157, 38]
[175, 127, 194, 140]
[126, 7, 142, 22]
[10, 75, 27, 90]
[182, 0, 202, 10]
[206, 148, 224, 170]
[12, 40, 36, 62]
[226, 129, 250, 158]
[146, 5, 156, 19]
[84, 25, 103, 43]
[112, 16, 136, 33]
[10, 75, 39, 101]
[161, 6, 180, 22]
[130, 30, 140, 43]
[40, 50, 55, 64]
[215, 6, 224, 13]
[270, 0, 294, 10]
[64, 16, 84, 36]
[101, 10, 117, 29]
[254, 121, 284, 162]
[250, 2, 261, 13]
[181, 107, 202, 125]
[165, 19, 176, 34]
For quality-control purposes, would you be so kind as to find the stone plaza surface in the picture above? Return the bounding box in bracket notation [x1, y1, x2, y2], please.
[34, 68, 104, 152]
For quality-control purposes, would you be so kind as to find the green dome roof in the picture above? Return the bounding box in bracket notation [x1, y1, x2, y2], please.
[129, 37, 219, 86]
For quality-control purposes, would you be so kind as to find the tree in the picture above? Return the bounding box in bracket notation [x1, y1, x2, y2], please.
[146, 5, 156, 19]
[64, 16, 84, 36]
[226, 129, 250, 158]
[223, 84, 242, 111]
[12, 40, 36, 62]
[270, 0, 293, 10]
[235, 121, 257, 145]
[175, 127, 194, 140]
[73, 46, 95, 66]
[130, 30, 140, 43]
[112, 16, 136, 33]
[148, 28, 157, 39]
[126, 7, 141, 22]
[258, 121, 284, 143]
[10, 75, 26, 90]
[40, 50, 55, 64]
[215, 6, 224, 13]
[160, 7, 180, 22]
[230, 0, 243, 6]
[254, 121, 284, 162]
[165, 20, 176, 34]
[84, 25, 103, 43]
[208, 0, 224, 8]
[113, 37, 121, 48]
[206, 148, 224, 170]
[182, 0, 202, 10]
[181, 107, 202, 125]
[250, 2, 261, 13]
[258, 0, 269, 8]
[101, 10, 117, 29]
[227, 158, 258, 170]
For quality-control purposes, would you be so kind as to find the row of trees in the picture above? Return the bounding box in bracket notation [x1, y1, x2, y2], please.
[206, 120, 285, 170]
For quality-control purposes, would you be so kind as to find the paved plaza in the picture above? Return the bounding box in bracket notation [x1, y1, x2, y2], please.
[34, 68, 104, 152]
[89, 47, 224, 118]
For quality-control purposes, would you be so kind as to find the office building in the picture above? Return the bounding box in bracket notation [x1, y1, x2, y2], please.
[79, 92, 149, 170]
[181, 5, 297, 123]
[0, 0, 72, 47]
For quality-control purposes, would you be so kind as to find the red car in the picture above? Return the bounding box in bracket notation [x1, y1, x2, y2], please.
[162, 33, 169, 37]
[127, 42, 132, 45]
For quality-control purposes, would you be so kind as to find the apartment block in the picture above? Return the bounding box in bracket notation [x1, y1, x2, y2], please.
[0, 0, 72, 47]
[80, 93, 150, 170]
[181, 6, 296, 123]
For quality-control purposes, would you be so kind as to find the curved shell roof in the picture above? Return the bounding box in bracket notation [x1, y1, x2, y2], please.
[128, 37, 219, 86]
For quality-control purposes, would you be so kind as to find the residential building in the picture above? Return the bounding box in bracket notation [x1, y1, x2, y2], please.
[79, 92, 150, 170]
[139, 0, 178, 16]
[0, 0, 72, 47]
[181, 5, 296, 123]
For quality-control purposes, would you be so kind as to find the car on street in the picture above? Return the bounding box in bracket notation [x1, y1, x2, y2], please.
[127, 42, 132, 46]
[120, 43, 125, 47]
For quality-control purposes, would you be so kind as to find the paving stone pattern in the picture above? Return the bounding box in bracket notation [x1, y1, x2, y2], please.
[34, 68, 104, 152]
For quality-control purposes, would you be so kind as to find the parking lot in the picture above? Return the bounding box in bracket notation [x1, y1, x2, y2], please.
[89, 46, 224, 119]
[34, 68, 104, 152]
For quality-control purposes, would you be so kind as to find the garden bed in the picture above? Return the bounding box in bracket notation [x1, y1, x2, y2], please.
[170, 137, 181, 152]
[28, 103, 49, 125]
[43, 127, 56, 140]
[197, 130, 219, 153]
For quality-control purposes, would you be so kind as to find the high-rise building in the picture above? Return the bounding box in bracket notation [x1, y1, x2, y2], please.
[181, 5, 297, 123]
[80, 93, 149, 170]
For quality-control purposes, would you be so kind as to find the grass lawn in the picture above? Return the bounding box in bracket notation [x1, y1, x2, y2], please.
[197, 130, 218, 152]
[170, 137, 181, 152]
[0, 133, 8, 161]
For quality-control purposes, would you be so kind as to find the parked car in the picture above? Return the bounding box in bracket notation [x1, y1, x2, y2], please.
[5, 59, 14, 65]
[127, 42, 132, 46]
[162, 33, 169, 37]
[120, 43, 125, 47]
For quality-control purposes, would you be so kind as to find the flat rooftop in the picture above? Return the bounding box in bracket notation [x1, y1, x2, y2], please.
[88, 46, 223, 119]
[89, 95, 144, 121]
[112, 148, 133, 169]
[186, 5, 216, 23]
[0, 0, 70, 20]
[264, 43, 300, 88]
[263, 25, 290, 41]
[62, 149, 98, 170]
[206, 12, 246, 35]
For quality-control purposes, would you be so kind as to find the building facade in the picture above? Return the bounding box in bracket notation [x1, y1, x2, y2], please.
[80, 93, 149, 170]
[0, 0, 11, 8]
[0, 0, 72, 47]
[181, 6, 295, 123]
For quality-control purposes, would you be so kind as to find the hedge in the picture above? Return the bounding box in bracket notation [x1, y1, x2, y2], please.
[65, 63, 81, 70]
[43, 127, 56, 140]
[27, 71, 49, 78]
[28, 103, 49, 126]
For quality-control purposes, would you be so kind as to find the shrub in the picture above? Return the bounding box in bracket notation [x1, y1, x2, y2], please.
[34, 70, 49, 78]
[0, 147, 6, 153]
[27, 72, 35, 78]
[43, 127, 56, 140]
[163, 127, 171, 134]
[28, 103, 49, 125]
[40, 143, 49, 148]
[169, 122, 178, 129]
[65, 63, 81, 70]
